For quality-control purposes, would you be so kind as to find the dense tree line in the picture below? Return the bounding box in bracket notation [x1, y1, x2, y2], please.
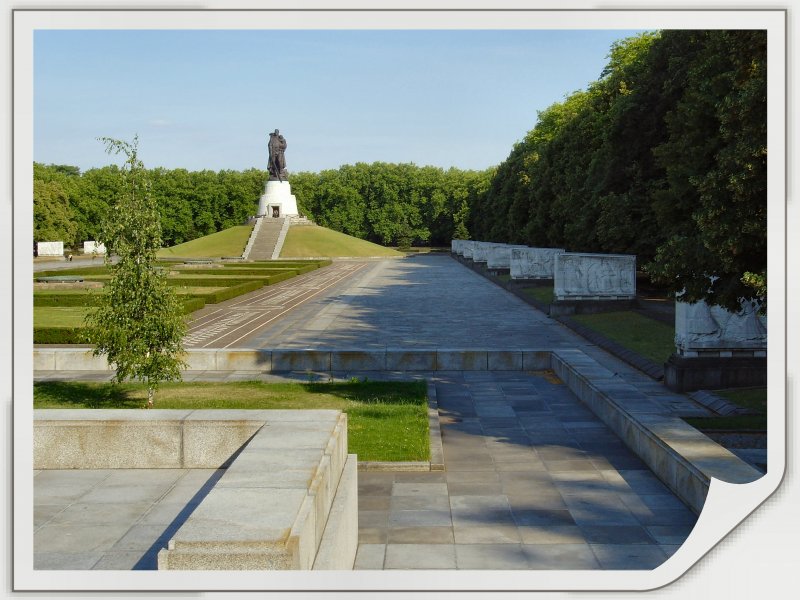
[291, 163, 492, 247]
[34, 160, 491, 250]
[34, 163, 265, 248]
[468, 30, 767, 311]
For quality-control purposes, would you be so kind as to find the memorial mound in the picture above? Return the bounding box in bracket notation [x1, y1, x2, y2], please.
[279, 225, 404, 258]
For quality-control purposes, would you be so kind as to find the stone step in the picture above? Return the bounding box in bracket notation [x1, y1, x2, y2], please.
[247, 217, 286, 260]
[157, 411, 352, 570]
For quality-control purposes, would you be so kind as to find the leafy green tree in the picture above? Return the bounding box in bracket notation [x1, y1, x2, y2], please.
[647, 30, 767, 312]
[33, 178, 77, 245]
[85, 136, 187, 408]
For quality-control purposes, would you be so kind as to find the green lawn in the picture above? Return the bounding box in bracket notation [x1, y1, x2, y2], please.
[521, 286, 554, 304]
[685, 387, 768, 431]
[34, 306, 91, 328]
[157, 225, 253, 258]
[280, 225, 404, 258]
[569, 310, 675, 365]
[33, 380, 430, 462]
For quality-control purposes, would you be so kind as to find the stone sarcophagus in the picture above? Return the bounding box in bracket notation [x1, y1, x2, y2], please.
[83, 240, 106, 254]
[554, 253, 636, 300]
[674, 299, 767, 357]
[36, 241, 64, 257]
[471, 242, 500, 263]
[486, 245, 527, 270]
[461, 240, 476, 259]
[510, 247, 566, 280]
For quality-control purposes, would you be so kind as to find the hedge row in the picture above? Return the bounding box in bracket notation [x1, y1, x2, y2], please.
[222, 260, 329, 270]
[184, 280, 265, 304]
[173, 268, 300, 277]
[167, 276, 273, 287]
[180, 297, 207, 313]
[34, 298, 207, 344]
[35, 266, 111, 277]
[34, 294, 207, 312]
[33, 327, 86, 345]
[34, 292, 103, 307]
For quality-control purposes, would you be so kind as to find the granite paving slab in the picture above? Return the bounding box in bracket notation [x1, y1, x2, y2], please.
[354, 370, 699, 571]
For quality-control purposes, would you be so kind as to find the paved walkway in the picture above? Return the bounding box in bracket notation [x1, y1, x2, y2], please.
[355, 370, 695, 570]
[33, 254, 706, 570]
[223, 255, 705, 419]
[34, 468, 224, 569]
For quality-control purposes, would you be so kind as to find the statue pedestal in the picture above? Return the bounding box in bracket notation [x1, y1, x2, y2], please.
[258, 180, 298, 218]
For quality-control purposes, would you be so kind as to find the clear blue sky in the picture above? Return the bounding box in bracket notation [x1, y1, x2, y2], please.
[34, 29, 646, 173]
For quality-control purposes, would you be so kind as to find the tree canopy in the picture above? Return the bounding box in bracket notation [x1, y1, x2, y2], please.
[468, 30, 767, 312]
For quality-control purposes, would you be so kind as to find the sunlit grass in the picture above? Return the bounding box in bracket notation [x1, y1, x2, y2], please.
[569, 310, 674, 365]
[33, 380, 430, 462]
[280, 225, 403, 258]
[157, 225, 253, 258]
[34, 307, 91, 328]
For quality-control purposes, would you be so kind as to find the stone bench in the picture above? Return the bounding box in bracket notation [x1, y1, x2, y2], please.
[33, 409, 358, 570]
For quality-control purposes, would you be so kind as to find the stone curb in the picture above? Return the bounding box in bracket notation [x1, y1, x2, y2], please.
[555, 315, 665, 381]
[688, 389, 759, 416]
[550, 349, 763, 514]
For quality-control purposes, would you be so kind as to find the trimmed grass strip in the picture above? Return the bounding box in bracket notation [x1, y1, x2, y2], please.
[569, 310, 674, 365]
[33, 380, 430, 462]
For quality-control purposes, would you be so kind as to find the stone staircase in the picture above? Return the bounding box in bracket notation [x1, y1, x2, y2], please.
[245, 217, 286, 260]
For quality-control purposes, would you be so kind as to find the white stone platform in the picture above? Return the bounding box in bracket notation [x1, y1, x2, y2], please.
[34, 409, 358, 570]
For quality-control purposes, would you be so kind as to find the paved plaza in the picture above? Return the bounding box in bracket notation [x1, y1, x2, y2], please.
[356, 371, 694, 570]
[33, 254, 707, 570]
[34, 468, 224, 570]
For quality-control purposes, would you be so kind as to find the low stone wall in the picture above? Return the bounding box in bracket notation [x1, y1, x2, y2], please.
[549, 349, 762, 514]
[34, 409, 264, 469]
[34, 409, 357, 570]
[33, 347, 554, 372]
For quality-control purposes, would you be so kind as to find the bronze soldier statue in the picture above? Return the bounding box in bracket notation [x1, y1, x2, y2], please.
[268, 129, 288, 181]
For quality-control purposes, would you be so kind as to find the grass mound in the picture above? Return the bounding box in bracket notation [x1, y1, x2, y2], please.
[157, 225, 253, 258]
[280, 225, 404, 258]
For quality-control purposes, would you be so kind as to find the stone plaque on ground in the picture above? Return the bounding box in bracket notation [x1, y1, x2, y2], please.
[510, 247, 565, 280]
[554, 252, 636, 300]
